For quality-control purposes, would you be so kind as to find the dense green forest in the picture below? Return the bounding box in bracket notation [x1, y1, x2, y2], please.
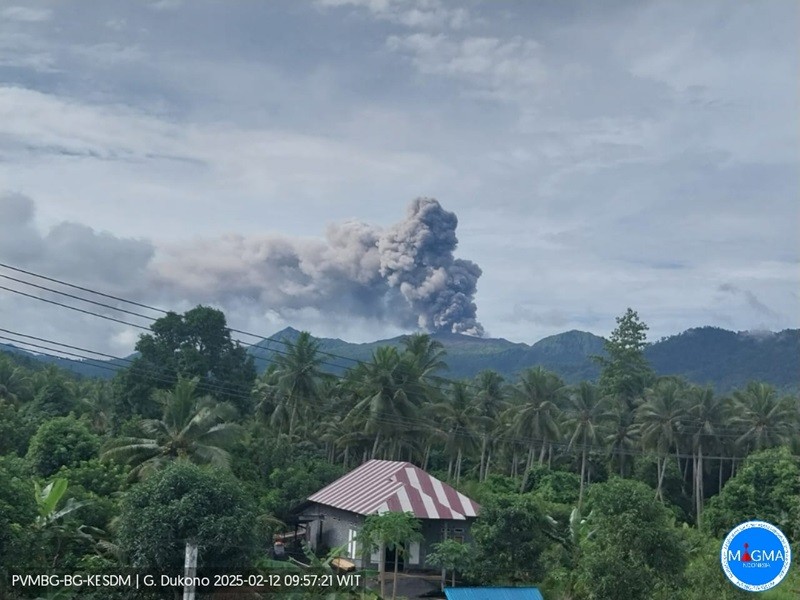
[1, 306, 798, 599]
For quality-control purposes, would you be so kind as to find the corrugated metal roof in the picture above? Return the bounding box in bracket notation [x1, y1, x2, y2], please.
[307, 459, 480, 520]
[445, 588, 544, 600]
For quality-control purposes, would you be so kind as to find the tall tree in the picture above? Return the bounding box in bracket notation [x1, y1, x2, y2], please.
[434, 382, 481, 484]
[635, 378, 686, 500]
[473, 370, 506, 481]
[564, 382, 610, 508]
[511, 368, 564, 491]
[684, 386, 727, 526]
[732, 382, 795, 451]
[595, 308, 654, 407]
[116, 306, 256, 417]
[270, 331, 325, 437]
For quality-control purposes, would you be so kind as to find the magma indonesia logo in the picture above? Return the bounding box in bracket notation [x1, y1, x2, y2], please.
[721, 521, 792, 592]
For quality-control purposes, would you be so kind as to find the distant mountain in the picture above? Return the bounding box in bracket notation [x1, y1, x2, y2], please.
[248, 326, 799, 392]
[644, 327, 800, 392]
[3, 327, 798, 393]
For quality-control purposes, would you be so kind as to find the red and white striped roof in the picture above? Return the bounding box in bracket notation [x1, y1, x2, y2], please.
[308, 460, 480, 520]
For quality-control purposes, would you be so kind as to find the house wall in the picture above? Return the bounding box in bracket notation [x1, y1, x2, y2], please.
[300, 503, 475, 572]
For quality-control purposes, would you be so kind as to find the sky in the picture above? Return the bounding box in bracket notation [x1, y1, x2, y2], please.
[0, 0, 797, 358]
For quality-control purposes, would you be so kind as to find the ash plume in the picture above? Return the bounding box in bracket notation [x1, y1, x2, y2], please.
[153, 198, 484, 335]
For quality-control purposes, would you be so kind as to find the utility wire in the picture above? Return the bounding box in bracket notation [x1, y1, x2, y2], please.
[0, 262, 361, 365]
[1, 331, 794, 450]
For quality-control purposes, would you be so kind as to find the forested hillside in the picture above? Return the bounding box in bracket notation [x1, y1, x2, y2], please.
[1, 306, 798, 599]
[12, 324, 795, 393]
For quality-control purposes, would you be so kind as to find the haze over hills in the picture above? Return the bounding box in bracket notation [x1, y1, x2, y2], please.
[6, 325, 795, 393]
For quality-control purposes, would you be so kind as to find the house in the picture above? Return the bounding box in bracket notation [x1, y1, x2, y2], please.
[445, 588, 545, 600]
[297, 459, 480, 571]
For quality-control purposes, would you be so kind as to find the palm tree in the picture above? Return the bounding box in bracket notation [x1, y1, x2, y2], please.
[684, 385, 727, 526]
[0, 356, 33, 405]
[564, 382, 610, 508]
[345, 346, 429, 459]
[102, 377, 243, 478]
[733, 382, 795, 452]
[434, 382, 482, 484]
[473, 370, 506, 481]
[271, 331, 325, 437]
[510, 368, 564, 491]
[401, 333, 448, 383]
[635, 379, 685, 500]
[604, 397, 638, 478]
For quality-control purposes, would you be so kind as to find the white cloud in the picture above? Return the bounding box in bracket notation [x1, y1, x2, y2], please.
[0, 6, 51, 22]
[317, 0, 468, 30]
[387, 33, 546, 102]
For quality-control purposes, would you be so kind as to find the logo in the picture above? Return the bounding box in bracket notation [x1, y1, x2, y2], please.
[721, 521, 792, 592]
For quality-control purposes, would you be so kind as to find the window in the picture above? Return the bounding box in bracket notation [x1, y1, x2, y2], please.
[408, 541, 420, 565]
[347, 529, 358, 559]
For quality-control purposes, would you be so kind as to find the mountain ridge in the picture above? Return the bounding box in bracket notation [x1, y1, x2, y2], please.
[3, 326, 798, 393]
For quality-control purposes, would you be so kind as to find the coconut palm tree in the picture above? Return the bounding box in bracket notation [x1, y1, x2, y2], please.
[345, 346, 429, 459]
[434, 382, 482, 484]
[732, 382, 796, 452]
[564, 382, 610, 508]
[102, 377, 243, 478]
[271, 331, 325, 437]
[683, 385, 727, 526]
[511, 367, 564, 491]
[635, 379, 686, 500]
[473, 370, 506, 481]
[0, 356, 33, 405]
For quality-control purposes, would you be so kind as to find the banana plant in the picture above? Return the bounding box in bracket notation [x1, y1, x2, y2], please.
[32, 478, 93, 569]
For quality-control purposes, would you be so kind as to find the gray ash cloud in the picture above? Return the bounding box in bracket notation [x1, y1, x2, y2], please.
[1, 194, 483, 336]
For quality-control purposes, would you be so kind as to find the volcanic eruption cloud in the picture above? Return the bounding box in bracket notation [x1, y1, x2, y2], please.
[154, 198, 485, 336]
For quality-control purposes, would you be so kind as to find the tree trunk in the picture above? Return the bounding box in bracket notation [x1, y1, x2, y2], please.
[423, 444, 431, 471]
[379, 542, 386, 600]
[479, 435, 487, 481]
[485, 450, 492, 479]
[371, 432, 381, 459]
[696, 442, 704, 526]
[456, 449, 463, 485]
[392, 546, 400, 600]
[655, 456, 663, 500]
[718, 457, 724, 495]
[579, 447, 587, 508]
[520, 444, 535, 492]
[538, 441, 547, 465]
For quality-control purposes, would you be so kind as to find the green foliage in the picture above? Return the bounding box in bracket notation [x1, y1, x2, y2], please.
[27, 416, 100, 477]
[56, 459, 128, 498]
[531, 469, 581, 505]
[596, 308, 655, 403]
[703, 446, 800, 539]
[0, 399, 34, 455]
[674, 527, 748, 600]
[103, 377, 243, 479]
[574, 478, 686, 600]
[262, 459, 344, 522]
[0, 456, 37, 584]
[117, 462, 257, 574]
[116, 306, 256, 417]
[469, 493, 551, 584]
[358, 511, 422, 600]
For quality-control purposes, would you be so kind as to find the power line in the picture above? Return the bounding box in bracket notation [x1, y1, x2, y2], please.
[1, 331, 795, 453]
[0, 262, 361, 366]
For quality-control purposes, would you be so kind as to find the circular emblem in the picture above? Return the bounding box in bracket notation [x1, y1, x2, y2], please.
[720, 521, 792, 592]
